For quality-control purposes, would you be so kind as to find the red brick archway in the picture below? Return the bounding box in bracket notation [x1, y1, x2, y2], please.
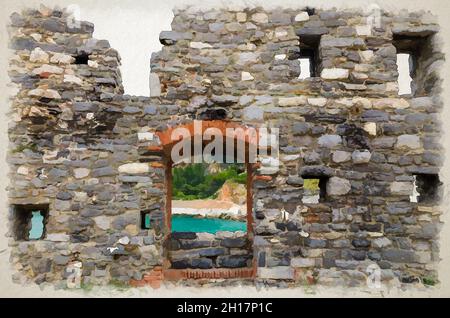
[155, 120, 259, 280]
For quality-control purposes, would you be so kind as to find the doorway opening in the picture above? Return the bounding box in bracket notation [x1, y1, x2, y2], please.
[156, 120, 257, 277]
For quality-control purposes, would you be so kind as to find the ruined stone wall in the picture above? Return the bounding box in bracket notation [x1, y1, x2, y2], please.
[8, 7, 167, 286]
[169, 231, 251, 270]
[7, 6, 444, 288]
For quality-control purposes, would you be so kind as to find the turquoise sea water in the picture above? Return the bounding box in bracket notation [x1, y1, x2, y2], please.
[29, 211, 44, 239]
[172, 215, 246, 234]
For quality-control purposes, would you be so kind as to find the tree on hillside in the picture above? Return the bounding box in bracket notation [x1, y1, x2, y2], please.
[172, 163, 246, 200]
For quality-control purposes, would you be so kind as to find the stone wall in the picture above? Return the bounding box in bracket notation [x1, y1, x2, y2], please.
[169, 231, 251, 269]
[7, 5, 444, 288]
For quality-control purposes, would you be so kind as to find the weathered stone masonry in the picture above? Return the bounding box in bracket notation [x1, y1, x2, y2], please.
[7, 6, 444, 288]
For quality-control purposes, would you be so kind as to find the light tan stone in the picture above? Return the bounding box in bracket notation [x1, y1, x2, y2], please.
[364, 122, 377, 136]
[278, 96, 307, 106]
[29, 47, 49, 63]
[321, 68, 349, 80]
[294, 12, 309, 22]
[118, 163, 150, 174]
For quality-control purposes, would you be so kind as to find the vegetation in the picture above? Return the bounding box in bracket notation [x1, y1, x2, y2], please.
[12, 142, 39, 153]
[108, 278, 130, 290]
[172, 163, 246, 200]
[304, 178, 320, 191]
[422, 276, 438, 286]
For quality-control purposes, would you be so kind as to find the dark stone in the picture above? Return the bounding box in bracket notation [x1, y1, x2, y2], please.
[10, 37, 37, 50]
[217, 255, 250, 268]
[305, 238, 327, 248]
[361, 223, 382, 232]
[416, 223, 440, 239]
[159, 31, 193, 45]
[34, 274, 47, 285]
[362, 110, 389, 122]
[198, 247, 226, 257]
[31, 258, 52, 274]
[198, 108, 227, 120]
[387, 204, 412, 215]
[10, 12, 26, 27]
[352, 238, 371, 248]
[123, 106, 141, 114]
[70, 234, 90, 243]
[56, 192, 73, 200]
[221, 237, 247, 248]
[190, 258, 213, 269]
[171, 232, 197, 240]
[382, 249, 416, 263]
[400, 275, 420, 284]
[292, 122, 311, 135]
[69, 217, 94, 232]
[41, 18, 66, 32]
[171, 260, 189, 269]
[80, 207, 103, 217]
[275, 222, 287, 231]
[296, 27, 329, 37]
[258, 251, 266, 267]
[287, 175, 304, 186]
[144, 105, 158, 115]
[95, 78, 116, 85]
[97, 191, 114, 201]
[67, 21, 94, 34]
[92, 167, 116, 177]
[323, 250, 340, 268]
[73, 102, 98, 112]
[337, 124, 370, 149]
[286, 222, 301, 231]
[269, 12, 291, 25]
[311, 126, 327, 135]
[48, 168, 68, 178]
[304, 113, 347, 124]
[179, 240, 211, 249]
[351, 250, 366, 260]
[300, 165, 334, 177]
[280, 231, 302, 246]
[368, 251, 382, 261]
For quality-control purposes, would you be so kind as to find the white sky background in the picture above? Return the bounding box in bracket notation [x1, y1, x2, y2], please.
[80, 3, 174, 96]
[75, 0, 411, 96]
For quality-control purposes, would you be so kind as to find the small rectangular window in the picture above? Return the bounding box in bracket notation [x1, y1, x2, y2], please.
[141, 210, 151, 230]
[410, 174, 441, 204]
[302, 177, 328, 204]
[140, 210, 164, 233]
[298, 36, 320, 79]
[393, 34, 431, 96]
[12, 204, 48, 241]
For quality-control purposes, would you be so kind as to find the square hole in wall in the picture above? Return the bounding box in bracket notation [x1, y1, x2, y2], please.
[12, 204, 48, 241]
[410, 174, 442, 204]
[140, 210, 164, 233]
[73, 51, 90, 65]
[302, 176, 328, 204]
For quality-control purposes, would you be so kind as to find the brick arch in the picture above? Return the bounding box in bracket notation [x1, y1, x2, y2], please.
[155, 119, 259, 157]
